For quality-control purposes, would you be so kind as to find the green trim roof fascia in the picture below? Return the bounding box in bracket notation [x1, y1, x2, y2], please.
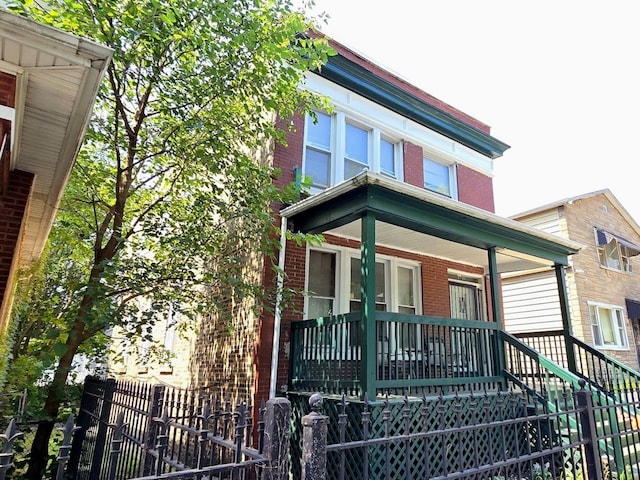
[288, 184, 577, 266]
[317, 56, 510, 159]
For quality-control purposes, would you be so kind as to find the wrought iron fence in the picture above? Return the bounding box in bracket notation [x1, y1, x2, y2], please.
[0, 415, 79, 480]
[67, 377, 288, 480]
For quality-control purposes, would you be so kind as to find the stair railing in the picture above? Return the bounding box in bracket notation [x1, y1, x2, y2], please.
[502, 331, 622, 463]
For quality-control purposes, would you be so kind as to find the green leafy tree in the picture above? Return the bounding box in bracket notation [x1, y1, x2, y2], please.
[4, 0, 332, 477]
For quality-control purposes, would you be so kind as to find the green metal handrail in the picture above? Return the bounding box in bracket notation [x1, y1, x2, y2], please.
[571, 335, 640, 397]
[502, 331, 622, 463]
[515, 329, 640, 402]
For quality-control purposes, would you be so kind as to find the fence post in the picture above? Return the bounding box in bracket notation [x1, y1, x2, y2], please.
[0, 419, 23, 480]
[68, 376, 99, 477]
[263, 397, 291, 480]
[141, 384, 165, 476]
[89, 378, 116, 480]
[55, 415, 80, 480]
[575, 384, 604, 480]
[106, 412, 127, 480]
[301, 393, 328, 480]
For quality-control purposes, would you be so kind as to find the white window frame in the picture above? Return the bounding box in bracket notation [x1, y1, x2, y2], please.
[588, 301, 629, 350]
[595, 228, 635, 273]
[304, 245, 422, 318]
[304, 245, 422, 359]
[423, 154, 457, 199]
[305, 247, 340, 318]
[303, 111, 404, 193]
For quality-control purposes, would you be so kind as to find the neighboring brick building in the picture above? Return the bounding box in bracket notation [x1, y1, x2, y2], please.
[502, 189, 640, 369]
[0, 11, 111, 334]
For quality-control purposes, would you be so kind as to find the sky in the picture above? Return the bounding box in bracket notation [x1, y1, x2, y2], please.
[303, 0, 640, 221]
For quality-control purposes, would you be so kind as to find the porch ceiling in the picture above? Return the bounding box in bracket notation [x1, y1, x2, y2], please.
[282, 171, 582, 273]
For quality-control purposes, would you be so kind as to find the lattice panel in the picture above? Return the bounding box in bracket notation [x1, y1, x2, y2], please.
[289, 391, 576, 480]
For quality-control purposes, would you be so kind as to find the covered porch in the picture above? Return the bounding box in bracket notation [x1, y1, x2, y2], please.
[280, 171, 581, 399]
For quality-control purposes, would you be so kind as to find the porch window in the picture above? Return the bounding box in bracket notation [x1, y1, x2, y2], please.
[305, 246, 421, 317]
[307, 250, 336, 318]
[424, 157, 454, 197]
[595, 228, 640, 273]
[397, 266, 416, 314]
[589, 302, 628, 349]
[303, 111, 403, 191]
[349, 258, 387, 312]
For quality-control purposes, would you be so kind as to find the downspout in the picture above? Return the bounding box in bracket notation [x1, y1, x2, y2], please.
[269, 215, 287, 399]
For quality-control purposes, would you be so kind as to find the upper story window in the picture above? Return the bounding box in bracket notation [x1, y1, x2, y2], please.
[304, 111, 403, 191]
[305, 111, 332, 189]
[589, 302, 628, 349]
[424, 157, 455, 197]
[595, 228, 640, 273]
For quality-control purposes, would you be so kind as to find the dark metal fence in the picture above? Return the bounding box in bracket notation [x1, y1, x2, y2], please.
[0, 414, 79, 480]
[67, 377, 288, 480]
[298, 385, 640, 480]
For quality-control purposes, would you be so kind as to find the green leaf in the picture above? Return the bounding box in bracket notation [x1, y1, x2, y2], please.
[53, 342, 68, 357]
[45, 328, 60, 339]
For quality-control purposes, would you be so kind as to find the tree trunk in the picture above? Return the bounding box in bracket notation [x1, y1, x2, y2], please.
[25, 420, 55, 480]
[25, 326, 82, 480]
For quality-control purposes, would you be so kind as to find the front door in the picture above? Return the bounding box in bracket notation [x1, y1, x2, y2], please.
[449, 281, 482, 320]
[449, 280, 484, 374]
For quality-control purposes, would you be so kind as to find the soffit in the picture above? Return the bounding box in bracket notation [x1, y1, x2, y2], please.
[0, 10, 112, 265]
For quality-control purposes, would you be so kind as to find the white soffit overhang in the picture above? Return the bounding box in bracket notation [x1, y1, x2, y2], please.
[0, 10, 112, 265]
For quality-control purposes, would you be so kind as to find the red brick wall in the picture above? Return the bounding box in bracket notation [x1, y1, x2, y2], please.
[456, 164, 495, 212]
[264, 233, 486, 391]
[0, 170, 34, 331]
[273, 113, 304, 190]
[403, 141, 423, 188]
[0, 72, 16, 108]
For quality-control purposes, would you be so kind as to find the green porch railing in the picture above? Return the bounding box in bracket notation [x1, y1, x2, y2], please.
[288, 312, 503, 397]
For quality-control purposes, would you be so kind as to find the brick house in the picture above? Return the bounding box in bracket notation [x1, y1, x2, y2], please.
[503, 189, 640, 370]
[114, 36, 628, 407]
[0, 11, 112, 334]
[102, 34, 640, 480]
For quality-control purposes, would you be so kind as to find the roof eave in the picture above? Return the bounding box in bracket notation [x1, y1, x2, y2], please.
[282, 171, 581, 266]
[316, 55, 510, 159]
